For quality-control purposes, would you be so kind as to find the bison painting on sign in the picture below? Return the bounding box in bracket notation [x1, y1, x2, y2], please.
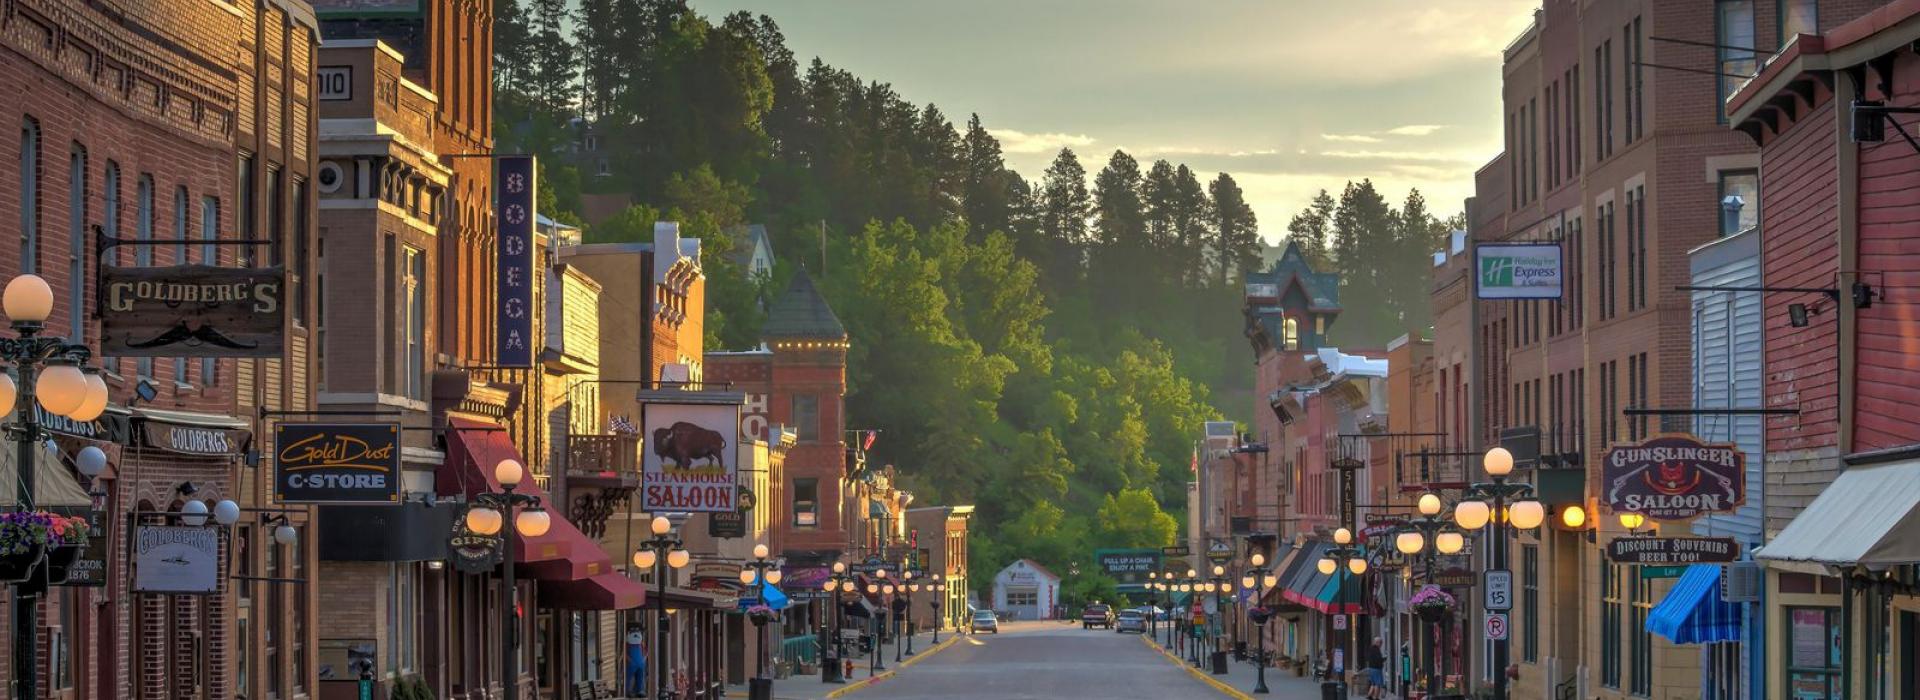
[641, 402, 739, 512]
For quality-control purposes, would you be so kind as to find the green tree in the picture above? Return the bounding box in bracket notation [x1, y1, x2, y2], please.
[1286, 189, 1336, 269]
[1039, 148, 1092, 287]
[1092, 150, 1146, 308]
[1095, 488, 1179, 548]
[526, 0, 577, 115]
[961, 114, 1010, 240]
[1208, 172, 1260, 287]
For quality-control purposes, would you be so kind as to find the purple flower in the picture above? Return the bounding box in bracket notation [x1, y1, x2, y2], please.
[1410, 584, 1456, 609]
[0, 511, 56, 556]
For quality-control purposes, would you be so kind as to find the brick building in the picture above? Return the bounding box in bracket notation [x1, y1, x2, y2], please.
[1727, 5, 1920, 698]
[0, 0, 321, 697]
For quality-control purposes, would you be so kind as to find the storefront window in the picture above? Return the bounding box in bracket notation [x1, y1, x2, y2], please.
[1785, 606, 1841, 700]
[793, 478, 819, 527]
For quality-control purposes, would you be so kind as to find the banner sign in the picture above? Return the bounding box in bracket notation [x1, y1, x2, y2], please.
[1475, 243, 1563, 299]
[708, 511, 746, 538]
[139, 421, 248, 456]
[1096, 548, 1162, 589]
[133, 525, 218, 593]
[495, 155, 537, 367]
[99, 265, 285, 357]
[63, 534, 109, 587]
[448, 517, 502, 574]
[1606, 537, 1740, 565]
[275, 423, 402, 504]
[1602, 434, 1746, 520]
[639, 396, 742, 513]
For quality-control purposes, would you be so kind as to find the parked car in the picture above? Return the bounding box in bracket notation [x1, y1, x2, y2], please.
[1081, 603, 1114, 629]
[971, 609, 999, 634]
[1115, 609, 1147, 634]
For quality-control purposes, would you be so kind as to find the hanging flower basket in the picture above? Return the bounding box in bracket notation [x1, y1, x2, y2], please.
[1410, 584, 1456, 622]
[746, 604, 778, 626]
[1249, 606, 1275, 625]
[0, 512, 55, 583]
[43, 544, 81, 584]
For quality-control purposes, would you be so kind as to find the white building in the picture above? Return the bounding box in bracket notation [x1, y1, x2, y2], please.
[990, 559, 1061, 621]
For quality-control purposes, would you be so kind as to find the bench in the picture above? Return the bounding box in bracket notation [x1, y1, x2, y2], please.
[571, 680, 616, 700]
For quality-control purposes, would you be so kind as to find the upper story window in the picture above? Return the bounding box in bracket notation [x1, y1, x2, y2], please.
[20, 119, 39, 274]
[1719, 170, 1759, 236]
[793, 478, 819, 528]
[1717, 0, 1758, 123]
[792, 394, 820, 442]
[1283, 317, 1300, 350]
[1780, 0, 1818, 46]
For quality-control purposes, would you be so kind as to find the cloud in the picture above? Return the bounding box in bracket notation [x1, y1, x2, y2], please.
[1321, 133, 1384, 143]
[1319, 149, 1474, 163]
[1387, 124, 1446, 136]
[989, 129, 1096, 154]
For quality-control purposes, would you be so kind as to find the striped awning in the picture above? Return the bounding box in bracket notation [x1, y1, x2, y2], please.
[1646, 564, 1742, 644]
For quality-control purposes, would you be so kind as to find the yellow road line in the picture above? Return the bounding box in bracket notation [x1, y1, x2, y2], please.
[824, 634, 967, 699]
[1137, 633, 1256, 700]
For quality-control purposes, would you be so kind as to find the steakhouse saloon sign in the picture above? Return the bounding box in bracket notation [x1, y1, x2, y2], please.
[1602, 434, 1746, 520]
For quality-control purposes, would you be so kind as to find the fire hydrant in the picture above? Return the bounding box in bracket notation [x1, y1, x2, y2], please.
[844, 658, 855, 678]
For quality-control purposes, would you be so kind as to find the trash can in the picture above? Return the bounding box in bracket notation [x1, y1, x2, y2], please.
[821, 651, 842, 683]
[1212, 650, 1229, 674]
[1322, 680, 1349, 700]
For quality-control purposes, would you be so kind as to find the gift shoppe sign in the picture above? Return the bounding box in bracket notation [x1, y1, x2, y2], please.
[638, 390, 744, 513]
[1602, 434, 1746, 521]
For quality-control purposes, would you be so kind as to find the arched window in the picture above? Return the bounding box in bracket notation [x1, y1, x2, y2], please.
[1283, 317, 1300, 350]
[136, 175, 154, 382]
[67, 144, 85, 338]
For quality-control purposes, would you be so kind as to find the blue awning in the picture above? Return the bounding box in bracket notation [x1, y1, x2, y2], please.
[1646, 564, 1742, 644]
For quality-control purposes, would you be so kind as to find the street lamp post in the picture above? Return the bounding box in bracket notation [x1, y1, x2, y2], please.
[927, 573, 945, 644]
[868, 567, 889, 674]
[1, 274, 109, 700]
[1184, 567, 1201, 667]
[904, 570, 919, 656]
[463, 458, 552, 700]
[1209, 564, 1232, 674]
[1397, 492, 1467, 698]
[822, 561, 853, 683]
[1452, 447, 1545, 700]
[1242, 552, 1280, 694]
[741, 543, 784, 698]
[1316, 527, 1368, 687]
[632, 515, 692, 700]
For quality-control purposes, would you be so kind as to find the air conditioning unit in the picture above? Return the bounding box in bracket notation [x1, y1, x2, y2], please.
[1721, 561, 1763, 603]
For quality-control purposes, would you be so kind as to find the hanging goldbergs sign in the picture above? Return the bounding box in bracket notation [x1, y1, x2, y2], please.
[275, 423, 402, 504]
[638, 390, 744, 513]
[1475, 243, 1563, 300]
[1602, 435, 1746, 520]
[99, 265, 285, 357]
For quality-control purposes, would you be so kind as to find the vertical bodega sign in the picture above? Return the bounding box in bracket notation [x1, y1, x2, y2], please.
[497, 155, 537, 367]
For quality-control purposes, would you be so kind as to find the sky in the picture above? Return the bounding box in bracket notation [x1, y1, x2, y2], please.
[686, 0, 1539, 244]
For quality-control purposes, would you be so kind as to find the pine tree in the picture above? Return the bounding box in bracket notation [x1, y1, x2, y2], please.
[575, 0, 621, 119]
[494, 0, 534, 98]
[1093, 151, 1146, 303]
[1208, 172, 1260, 287]
[1040, 148, 1092, 285]
[1286, 189, 1335, 269]
[1141, 159, 1179, 258]
[1329, 179, 1397, 344]
[526, 0, 578, 114]
[1171, 165, 1210, 288]
[962, 114, 1010, 239]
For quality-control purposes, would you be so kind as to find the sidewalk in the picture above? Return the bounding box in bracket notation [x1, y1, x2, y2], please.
[1143, 635, 1397, 700]
[723, 629, 957, 700]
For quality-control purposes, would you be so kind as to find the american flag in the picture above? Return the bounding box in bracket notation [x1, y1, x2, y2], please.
[863, 430, 878, 451]
[609, 415, 638, 434]
[1190, 445, 1199, 475]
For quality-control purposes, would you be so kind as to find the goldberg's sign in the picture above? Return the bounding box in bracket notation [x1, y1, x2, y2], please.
[140, 422, 248, 456]
[1602, 435, 1747, 520]
[639, 397, 741, 513]
[275, 423, 402, 504]
[133, 525, 218, 594]
[1605, 537, 1740, 565]
[1475, 243, 1564, 300]
[99, 265, 285, 357]
[496, 155, 537, 367]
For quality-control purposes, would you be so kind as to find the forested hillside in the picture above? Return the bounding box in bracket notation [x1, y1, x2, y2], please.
[494, 0, 1451, 600]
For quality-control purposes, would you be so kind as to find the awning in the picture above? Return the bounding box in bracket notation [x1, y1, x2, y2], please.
[654, 585, 728, 610]
[1281, 542, 1333, 609]
[540, 573, 646, 610]
[441, 417, 616, 584]
[1646, 564, 1742, 645]
[1755, 458, 1920, 569]
[1263, 543, 1309, 608]
[0, 440, 92, 513]
[843, 595, 879, 617]
[1309, 571, 1365, 615]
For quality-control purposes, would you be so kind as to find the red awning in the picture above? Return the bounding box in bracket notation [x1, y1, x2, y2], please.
[440, 416, 611, 581]
[539, 573, 646, 610]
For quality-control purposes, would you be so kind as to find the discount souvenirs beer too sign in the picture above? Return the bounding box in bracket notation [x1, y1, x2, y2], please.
[1602, 434, 1746, 520]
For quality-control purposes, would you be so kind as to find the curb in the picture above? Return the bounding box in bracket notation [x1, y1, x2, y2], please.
[823, 634, 966, 699]
[1137, 633, 1256, 700]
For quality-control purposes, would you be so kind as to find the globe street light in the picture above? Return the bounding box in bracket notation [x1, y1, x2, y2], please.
[742, 543, 783, 694]
[463, 459, 549, 700]
[1, 273, 104, 700]
[1208, 564, 1232, 675]
[1243, 551, 1278, 694]
[1455, 447, 1544, 700]
[1395, 492, 1467, 699]
[928, 573, 946, 644]
[821, 561, 853, 683]
[632, 516, 691, 700]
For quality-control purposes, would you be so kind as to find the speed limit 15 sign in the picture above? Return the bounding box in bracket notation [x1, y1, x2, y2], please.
[1484, 570, 1513, 611]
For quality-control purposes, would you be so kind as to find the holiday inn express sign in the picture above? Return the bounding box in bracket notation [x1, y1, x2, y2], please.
[1602, 434, 1746, 520]
[1475, 242, 1563, 299]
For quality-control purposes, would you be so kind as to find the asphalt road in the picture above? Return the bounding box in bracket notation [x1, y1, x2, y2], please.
[851, 620, 1228, 699]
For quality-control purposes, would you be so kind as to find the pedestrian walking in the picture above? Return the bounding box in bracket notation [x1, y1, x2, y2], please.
[1365, 638, 1387, 700]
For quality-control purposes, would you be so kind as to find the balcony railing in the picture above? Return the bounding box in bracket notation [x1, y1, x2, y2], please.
[567, 433, 640, 486]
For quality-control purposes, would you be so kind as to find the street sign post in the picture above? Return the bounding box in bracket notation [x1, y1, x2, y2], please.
[1484, 570, 1513, 611]
[1334, 614, 1348, 631]
[1485, 613, 1509, 641]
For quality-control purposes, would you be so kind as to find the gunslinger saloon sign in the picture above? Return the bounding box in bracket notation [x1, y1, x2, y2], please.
[99, 265, 285, 357]
[1602, 434, 1746, 520]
